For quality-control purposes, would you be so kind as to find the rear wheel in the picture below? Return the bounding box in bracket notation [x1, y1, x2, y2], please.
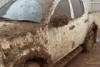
[82, 23, 98, 52]
[82, 30, 95, 52]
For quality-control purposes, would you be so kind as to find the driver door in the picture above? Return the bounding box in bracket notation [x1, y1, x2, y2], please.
[47, 0, 72, 63]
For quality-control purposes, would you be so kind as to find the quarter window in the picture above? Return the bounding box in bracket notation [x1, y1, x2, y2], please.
[71, 0, 84, 18]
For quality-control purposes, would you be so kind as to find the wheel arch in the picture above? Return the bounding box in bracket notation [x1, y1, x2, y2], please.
[12, 47, 53, 67]
[81, 21, 98, 52]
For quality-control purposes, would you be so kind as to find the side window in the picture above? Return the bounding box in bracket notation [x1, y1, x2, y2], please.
[71, 0, 84, 18]
[0, 0, 11, 8]
[49, 0, 71, 27]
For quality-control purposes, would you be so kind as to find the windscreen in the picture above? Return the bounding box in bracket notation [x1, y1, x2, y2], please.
[0, 0, 53, 23]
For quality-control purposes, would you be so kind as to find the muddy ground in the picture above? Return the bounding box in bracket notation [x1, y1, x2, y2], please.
[65, 13, 100, 67]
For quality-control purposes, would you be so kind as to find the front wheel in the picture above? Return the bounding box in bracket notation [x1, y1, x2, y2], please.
[25, 62, 40, 67]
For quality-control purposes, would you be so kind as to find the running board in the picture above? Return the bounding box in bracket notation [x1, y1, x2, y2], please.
[54, 46, 83, 67]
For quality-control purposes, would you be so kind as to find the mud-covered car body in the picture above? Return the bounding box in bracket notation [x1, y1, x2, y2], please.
[0, 0, 98, 67]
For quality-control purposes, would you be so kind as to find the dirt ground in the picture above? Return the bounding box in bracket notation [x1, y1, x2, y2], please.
[65, 13, 100, 67]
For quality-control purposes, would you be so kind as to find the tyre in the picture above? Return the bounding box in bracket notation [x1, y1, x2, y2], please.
[82, 23, 98, 52]
[82, 30, 95, 52]
[25, 62, 41, 67]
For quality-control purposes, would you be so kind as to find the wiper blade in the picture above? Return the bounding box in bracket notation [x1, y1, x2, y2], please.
[0, 17, 39, 23]
[0, 17, 12, 20]
[0, 17, 7, 19]
[16, 20, 38, 23]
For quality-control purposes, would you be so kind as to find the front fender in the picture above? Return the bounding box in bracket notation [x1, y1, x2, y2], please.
[1, 45, 53, 67]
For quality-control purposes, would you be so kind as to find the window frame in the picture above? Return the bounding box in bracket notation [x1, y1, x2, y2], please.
[48, 0, 72, 27]
[53, 0, 72, 19]
[70, 0, 85, 19]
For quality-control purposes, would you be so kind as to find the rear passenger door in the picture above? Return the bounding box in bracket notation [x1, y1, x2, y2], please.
[68, 0, 89, 47]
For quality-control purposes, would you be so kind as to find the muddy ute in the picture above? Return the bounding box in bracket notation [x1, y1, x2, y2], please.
[0, 0, 98, 67]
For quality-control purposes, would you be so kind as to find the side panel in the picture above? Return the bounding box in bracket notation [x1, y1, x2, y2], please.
[47, 13, 89, 63]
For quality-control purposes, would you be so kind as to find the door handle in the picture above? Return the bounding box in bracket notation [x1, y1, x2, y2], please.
[84, 19, 89, 23]
[69, 25, 75, 30]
